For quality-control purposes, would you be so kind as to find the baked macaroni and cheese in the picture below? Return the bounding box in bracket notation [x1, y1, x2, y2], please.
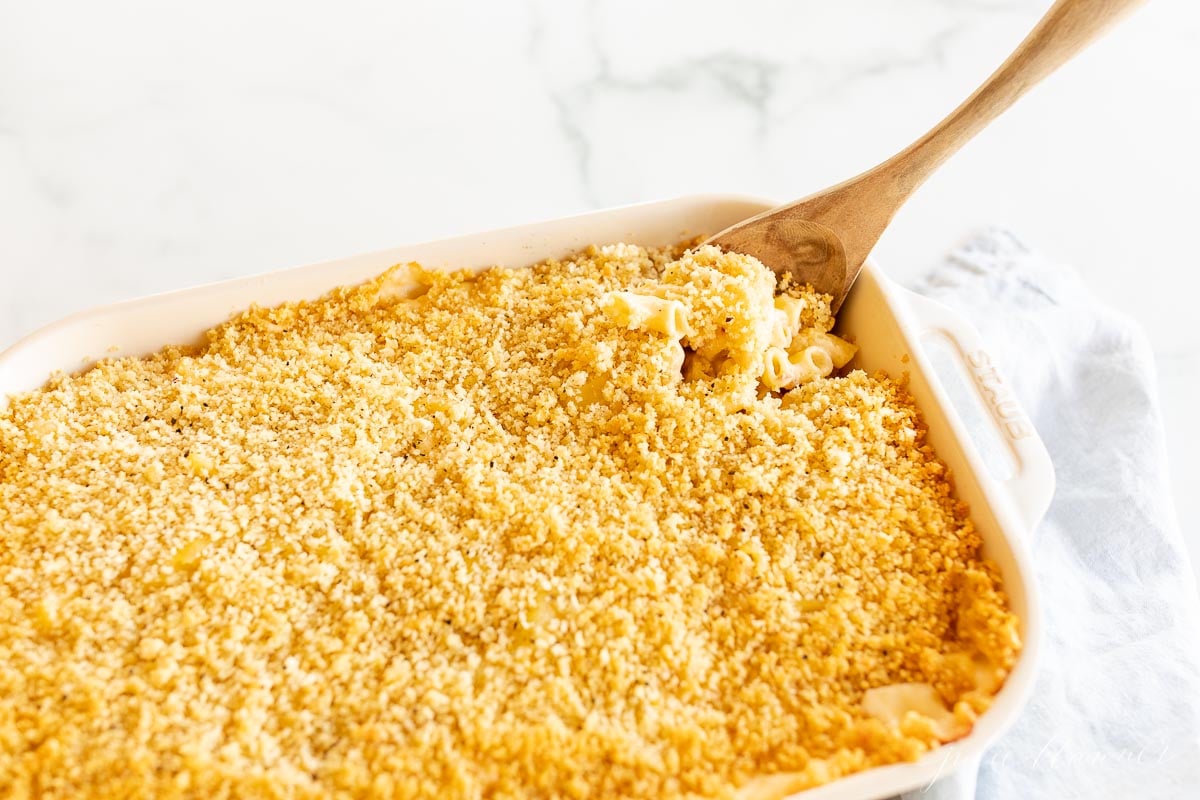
[0, 243, 1019, 799]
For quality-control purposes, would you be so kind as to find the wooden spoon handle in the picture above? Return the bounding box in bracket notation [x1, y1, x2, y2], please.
[882, 0, 1147, 198]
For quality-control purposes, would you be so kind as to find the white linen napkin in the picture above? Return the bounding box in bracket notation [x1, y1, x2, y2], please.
[896, 229, 1200, 799]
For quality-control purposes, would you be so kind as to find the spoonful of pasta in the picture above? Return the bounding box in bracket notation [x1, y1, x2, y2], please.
[707, 0, 1145, 311]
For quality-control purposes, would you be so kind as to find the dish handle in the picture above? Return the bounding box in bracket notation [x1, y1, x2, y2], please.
[899, 290, 1056, 533]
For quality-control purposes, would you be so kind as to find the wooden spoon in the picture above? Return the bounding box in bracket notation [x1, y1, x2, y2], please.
[707, 0, 1146, 311]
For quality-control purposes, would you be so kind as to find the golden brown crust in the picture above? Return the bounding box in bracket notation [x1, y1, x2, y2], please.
[0, 243, 1018, 798]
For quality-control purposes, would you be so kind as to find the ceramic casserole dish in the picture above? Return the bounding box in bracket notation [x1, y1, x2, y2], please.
[0, 194, 1054, 800]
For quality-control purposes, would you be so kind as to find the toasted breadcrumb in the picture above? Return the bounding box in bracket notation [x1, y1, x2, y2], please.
[0, 243, 1018, 799]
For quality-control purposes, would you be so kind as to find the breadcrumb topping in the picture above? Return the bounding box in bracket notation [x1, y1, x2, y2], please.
[0, 243, 1019, 799]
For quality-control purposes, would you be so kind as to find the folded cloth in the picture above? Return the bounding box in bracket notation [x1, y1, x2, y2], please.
[899, 229, 1200, 800]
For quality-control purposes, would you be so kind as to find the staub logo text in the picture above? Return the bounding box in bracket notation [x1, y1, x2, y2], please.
[967, 350, 1032, 441]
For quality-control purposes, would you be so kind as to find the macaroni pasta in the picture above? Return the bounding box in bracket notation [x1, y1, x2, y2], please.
[600, 246, 857, 393]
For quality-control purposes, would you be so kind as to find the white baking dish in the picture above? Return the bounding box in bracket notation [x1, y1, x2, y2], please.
[0, 195, 1053, 799]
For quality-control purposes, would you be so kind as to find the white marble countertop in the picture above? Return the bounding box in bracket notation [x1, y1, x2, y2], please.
[2, 0, 1197, 578]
